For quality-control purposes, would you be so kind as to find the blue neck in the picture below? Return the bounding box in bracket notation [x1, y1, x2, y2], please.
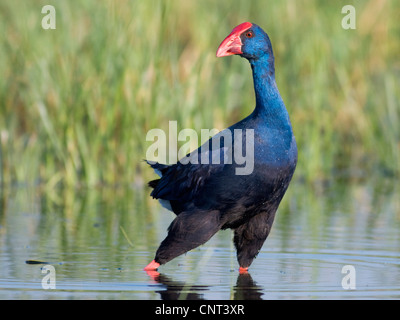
[249, 56, 291, 131]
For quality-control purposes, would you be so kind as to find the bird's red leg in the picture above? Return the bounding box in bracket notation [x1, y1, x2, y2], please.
[239, 267, 249, 274]
[144, 259, 160, 271]
[144, 260, 161, 279]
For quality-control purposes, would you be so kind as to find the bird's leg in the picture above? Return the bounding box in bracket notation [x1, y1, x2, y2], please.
[239, 266, 249, 274]
[233, 211, 276, 271]
[144, 210, 222, 269]
[144, 260, 161, 271]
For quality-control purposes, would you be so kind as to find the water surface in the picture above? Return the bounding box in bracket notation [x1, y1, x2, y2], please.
[0, 177, 399, 299]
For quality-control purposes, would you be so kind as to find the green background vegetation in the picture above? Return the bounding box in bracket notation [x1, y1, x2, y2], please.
[0, 2, 399, 299]
[1, 0, 399, 188]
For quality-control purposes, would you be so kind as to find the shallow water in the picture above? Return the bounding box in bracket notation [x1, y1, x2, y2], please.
[0, 176, 399, 300]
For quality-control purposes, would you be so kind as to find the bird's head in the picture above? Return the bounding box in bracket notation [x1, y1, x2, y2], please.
[216, 22, 273, 63]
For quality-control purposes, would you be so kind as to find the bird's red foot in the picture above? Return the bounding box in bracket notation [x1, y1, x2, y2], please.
[144, 260, 160, 271]
[239, 267, 249, 274]
[144, 260, 161, 280]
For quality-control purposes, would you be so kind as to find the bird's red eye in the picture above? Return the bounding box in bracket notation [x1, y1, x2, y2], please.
[245, 31, 254, 38]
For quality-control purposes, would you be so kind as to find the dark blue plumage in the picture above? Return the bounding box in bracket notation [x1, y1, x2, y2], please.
[145, 22, 297, 273]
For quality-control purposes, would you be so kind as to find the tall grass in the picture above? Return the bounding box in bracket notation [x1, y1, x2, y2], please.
[0, 0, 399, 187]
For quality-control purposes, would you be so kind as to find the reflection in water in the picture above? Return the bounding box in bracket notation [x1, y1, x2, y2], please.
[147, 272, 263, 300]
[148, 273, 207, 300]
[0, 176, 399, 299]
[234, 273, 263, 300]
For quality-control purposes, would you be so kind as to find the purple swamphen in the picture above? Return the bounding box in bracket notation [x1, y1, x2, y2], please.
[144, 22, 297, 273]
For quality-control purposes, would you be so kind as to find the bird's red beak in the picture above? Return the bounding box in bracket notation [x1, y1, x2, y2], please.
[216, 22, 252, 57]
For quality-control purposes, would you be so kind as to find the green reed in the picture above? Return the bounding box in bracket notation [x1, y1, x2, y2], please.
[0, 0, 399, 187]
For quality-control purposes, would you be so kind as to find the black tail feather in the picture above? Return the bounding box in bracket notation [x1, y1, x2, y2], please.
[148, 179, 160, 189]
[146, 160, 171, 174]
